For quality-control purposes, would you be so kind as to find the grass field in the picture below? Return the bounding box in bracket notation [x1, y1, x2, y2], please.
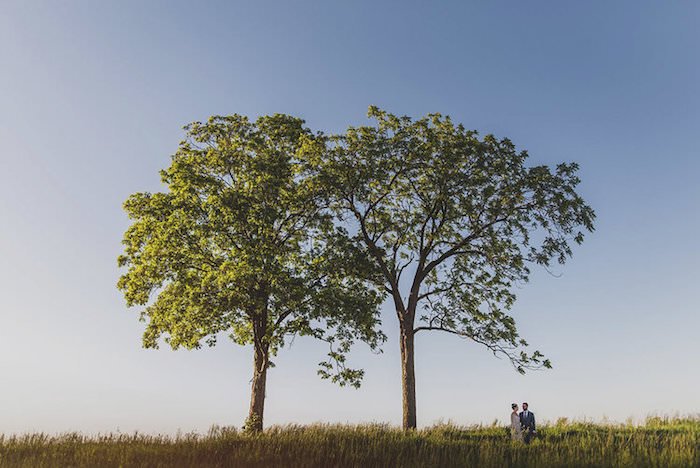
[0, 417, 698, 467]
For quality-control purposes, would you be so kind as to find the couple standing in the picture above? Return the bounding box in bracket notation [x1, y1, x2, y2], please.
[510, 402, 536, 443]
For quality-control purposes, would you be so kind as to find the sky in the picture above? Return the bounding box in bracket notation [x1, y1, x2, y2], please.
[0, 1, 698, 434]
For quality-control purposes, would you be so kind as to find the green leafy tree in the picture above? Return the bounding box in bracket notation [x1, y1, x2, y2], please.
[307, 107, 595, 430]
[117, 114, 384, 432]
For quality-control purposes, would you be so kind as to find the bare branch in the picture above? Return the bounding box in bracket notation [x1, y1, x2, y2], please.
[413, 325, 547, 372]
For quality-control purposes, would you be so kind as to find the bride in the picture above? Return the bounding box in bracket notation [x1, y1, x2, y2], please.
[510, 403, 523, 442]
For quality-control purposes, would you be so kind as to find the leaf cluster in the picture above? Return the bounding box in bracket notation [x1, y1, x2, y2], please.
[304, 107, 596, 372]
[118, 114, 385, 386]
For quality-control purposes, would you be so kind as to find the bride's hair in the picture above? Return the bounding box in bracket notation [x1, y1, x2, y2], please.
[511, 403, 517, 409]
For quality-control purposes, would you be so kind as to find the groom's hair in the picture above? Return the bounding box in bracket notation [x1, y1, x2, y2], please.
[523, 402, 528, 406]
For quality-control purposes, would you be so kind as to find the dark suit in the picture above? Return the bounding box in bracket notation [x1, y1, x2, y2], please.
[519, 411, 536, 444]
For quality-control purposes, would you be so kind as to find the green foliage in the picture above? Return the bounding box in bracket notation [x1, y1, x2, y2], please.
[242, 413, 262, 435]
[2, 418, 699, 467]
[117, 113, 385, 387]
[305, 106, 595, 372]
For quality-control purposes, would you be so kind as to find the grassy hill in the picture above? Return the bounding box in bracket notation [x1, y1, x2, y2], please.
[1, 417, 698, 467]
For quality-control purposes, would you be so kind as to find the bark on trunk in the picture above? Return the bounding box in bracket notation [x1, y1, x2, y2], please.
[399, 323, 417, 430]
[247, 339, 269, 432]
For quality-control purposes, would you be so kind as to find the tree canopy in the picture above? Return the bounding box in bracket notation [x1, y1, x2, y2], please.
[305, 106, 595, 429]
[118, 114, 385, 431]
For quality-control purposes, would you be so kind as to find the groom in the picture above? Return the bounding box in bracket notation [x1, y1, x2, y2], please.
[519, 402, 536, 444]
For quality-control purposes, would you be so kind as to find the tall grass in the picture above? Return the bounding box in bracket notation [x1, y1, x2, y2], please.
[1, 417, 698, 467]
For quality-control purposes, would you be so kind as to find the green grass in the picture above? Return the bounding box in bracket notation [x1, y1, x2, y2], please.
[1, 417, 698, 467]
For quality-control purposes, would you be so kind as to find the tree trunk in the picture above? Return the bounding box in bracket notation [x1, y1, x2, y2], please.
[247, 338, 269, 432]
[399, 322, 417, 430]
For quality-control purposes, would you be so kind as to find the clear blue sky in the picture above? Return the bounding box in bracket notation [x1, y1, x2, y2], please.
[1, 1, 698, 434]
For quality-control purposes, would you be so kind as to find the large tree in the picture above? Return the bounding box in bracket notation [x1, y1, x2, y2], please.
[307, 107, 595, 429]
[117, 114, 384, 432]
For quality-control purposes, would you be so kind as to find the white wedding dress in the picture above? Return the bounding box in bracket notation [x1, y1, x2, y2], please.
[510, 412, 523, 442]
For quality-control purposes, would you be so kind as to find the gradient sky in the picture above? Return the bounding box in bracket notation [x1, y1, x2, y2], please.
[1, 1, 698, 434]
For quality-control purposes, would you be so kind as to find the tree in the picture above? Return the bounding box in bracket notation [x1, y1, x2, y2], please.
[117, 114, 384, 432]
[307, 107, 595, 429]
